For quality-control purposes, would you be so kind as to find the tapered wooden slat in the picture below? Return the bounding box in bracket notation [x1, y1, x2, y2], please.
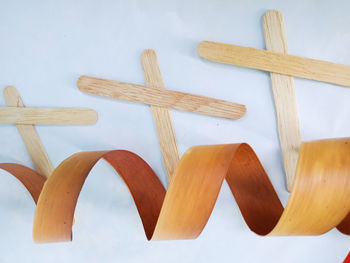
[0, 107, 98, 125]
[141, 49, 180, 183]
[77, 76, 246, 120]
[3, 86, 53, 178]
[263, 10, 301, 191]
[198, 41, 350, 87]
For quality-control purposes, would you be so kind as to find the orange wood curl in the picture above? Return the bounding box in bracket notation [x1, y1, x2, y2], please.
[23, 137, 350, 243]
[0, 163, 46, 203]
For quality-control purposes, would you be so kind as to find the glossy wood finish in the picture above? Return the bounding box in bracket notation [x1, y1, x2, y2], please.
[263, 10, 301, 191]
[32, 137, 350, 243]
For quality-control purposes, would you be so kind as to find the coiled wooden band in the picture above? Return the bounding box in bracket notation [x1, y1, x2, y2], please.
[3, 138, 348, 243]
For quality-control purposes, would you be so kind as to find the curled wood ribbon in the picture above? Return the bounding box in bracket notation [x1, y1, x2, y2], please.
[0, 163, 45, 203]
[2, 138, 349, 242]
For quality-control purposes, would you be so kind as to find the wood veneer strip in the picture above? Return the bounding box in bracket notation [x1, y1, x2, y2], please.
[263, 10, 301, 191]
[77, 76, 246, 120]
[0, 107, 98, 125]
[31, 138, 350, 243]
[141, 49, 180, 183]
[3, 86, 53, 178]
[197, 41, 350, 87]
[0, 163, 46, 203]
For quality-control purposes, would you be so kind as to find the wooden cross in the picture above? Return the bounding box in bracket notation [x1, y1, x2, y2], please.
[77, 49, 247, 183]
[197, 10, 350, 191]
[0, 86, 98, 178]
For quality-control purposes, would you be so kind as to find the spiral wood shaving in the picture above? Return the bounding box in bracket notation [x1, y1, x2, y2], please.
[1, 138, 349, 243]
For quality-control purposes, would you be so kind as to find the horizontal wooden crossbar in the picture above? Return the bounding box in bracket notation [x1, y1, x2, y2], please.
[0, 107, 98, 125]
[77, 75, 246, 120]
[198, 41, 350, 87]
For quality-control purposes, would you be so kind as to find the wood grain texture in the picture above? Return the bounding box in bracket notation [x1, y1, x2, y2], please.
[263, 10, 301, 191]
[197, 41, 350, 88]
[31, 138, 350, 243]
[0, 107, 97, 125]
[3, 86, 53, 178]
[77, 76, 246, 120]
[141, 49, 180, 182]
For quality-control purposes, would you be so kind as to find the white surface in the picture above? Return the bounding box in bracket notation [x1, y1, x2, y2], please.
[0, 0, 349, 262]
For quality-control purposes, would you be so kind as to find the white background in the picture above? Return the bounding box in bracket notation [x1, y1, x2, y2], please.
[0, 0, 349, 262]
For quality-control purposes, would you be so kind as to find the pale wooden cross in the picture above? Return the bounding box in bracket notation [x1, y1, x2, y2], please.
[0, 86, 98, 178]
[78, 49, 247, 183]
[197, 10, 350, 191]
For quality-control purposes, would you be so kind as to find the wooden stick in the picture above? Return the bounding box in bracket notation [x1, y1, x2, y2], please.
[141, 49, 180, 183]
[77, 76, 246, 120]
[198, 41, 350, 88]
[263, 10, 301, 191]
[0, 107, 98, 125]
[3, 86, 53, 178]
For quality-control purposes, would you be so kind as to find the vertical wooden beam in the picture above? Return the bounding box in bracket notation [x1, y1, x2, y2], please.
[3, 86, 53, 178]
[141, 50, 180, 183]
[263, 10, 301, 191]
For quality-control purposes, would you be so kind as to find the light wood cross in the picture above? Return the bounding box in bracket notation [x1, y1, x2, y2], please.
[198, 10, 350, 191]
[78, 49, 247, 183]
[1, 86, 98, 178]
